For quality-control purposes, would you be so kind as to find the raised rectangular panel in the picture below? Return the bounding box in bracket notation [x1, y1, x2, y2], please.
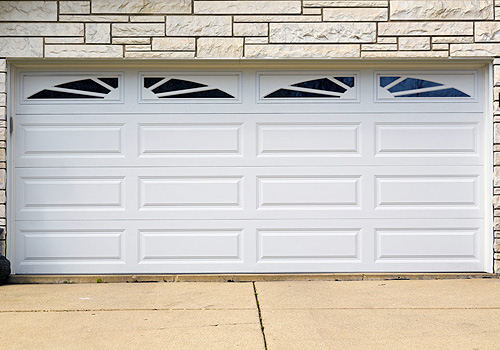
[258, 177, 360, 208]
[22, 230, 123, 261]
[257, 124, 359, 155]
[139, 124, 242, 156]
[376, 123, 477, 154]
[375, 229, 477, 259]
[20, 124, 124, 157]
[139, 229, 241, 260]
[19, 177, 124, 210]
[376, 176, 478, 207]
[258, 229, 359, 260]
[140, 177, 242, 208]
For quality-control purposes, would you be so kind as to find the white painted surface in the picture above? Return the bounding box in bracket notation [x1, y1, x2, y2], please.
[12, 67, 489, 273]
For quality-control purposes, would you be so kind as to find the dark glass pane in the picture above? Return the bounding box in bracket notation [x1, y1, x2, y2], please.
[380, 76, 400, 87]
[334, 76, 355, 87]
[265, 89, 340, 98]
[153, 78, 207, 94]
[98, 78, 119, 89]
[55, 79, 110, 94]
[160, 89, 234, 98]
[292, 78, 346, 93]
[396, 88, 470, 98]
[28, 90, 103, 99]
[388, 78, 442, 93]
[143, 77, 163, 89]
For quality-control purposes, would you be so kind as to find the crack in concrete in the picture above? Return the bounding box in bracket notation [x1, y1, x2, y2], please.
[253, 282, 268, 350]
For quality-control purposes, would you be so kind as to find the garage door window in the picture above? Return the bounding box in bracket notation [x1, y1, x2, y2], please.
[24, 74, 121, 101]
[377, 72, 475, 100]
[141, 73, 240, 102]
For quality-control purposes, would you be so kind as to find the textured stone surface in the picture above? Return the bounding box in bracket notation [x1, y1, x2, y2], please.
[362, 43, 397, 51]
[432, 36, 474, 44]
[399, 37, 430, 51]
[0, 1, 57, 21]
[0, 75, 5, 94]
[194, 1, 301, 14]
[245, 37, 268, 44]
[323, 8, 388, 21]
[125, 45, 151, 52]
[45, 37, 84, 44]
[391, 0, 493, 20]
[270, 23, 376, 43]
[379, 22, 473, 36]
[59, 1, 90, 14]
[0, 23, 83, 36]
[475, 22, 500, 42]
[59, 15, 129, 22]
[245, 44, 360, 58]
[0, 38, 43, 57]
[112, 23, 165, 37]
[166, 16, 232, 36]
[85, 23, 111, 44]
[304, 1, 387, 7]
[197, 38, 244, 58]
[495, 66, 500, 85]
[152, 38, 195, 51]
[0, 61, 5, 73]
[45, 45, 123, 58]
[451, 43, 500, 56]
[362, 50, 448, 58]
[303, 8, 322, 15]
[432, 43, 449, 51]
[377, 37, 397, 44]
[234, 15, 322, 22]
[234, 23, 268, 37]
[130, 16, 165, 22]
[113, 38, 151, 45]
[92, 0, 191, 14]
[124, 51, 195, 58]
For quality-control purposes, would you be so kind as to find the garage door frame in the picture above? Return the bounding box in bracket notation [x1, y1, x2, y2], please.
[5, 59, 494, 274]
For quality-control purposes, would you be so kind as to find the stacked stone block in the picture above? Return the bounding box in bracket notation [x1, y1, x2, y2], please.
[0, 0, 499, 271]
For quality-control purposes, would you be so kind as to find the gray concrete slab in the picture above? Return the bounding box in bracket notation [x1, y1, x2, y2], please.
[0, 309, 264, 350]
[261, 309, 500, 350]
[255, 279, 500, 309]
[0, 282, 257, 311]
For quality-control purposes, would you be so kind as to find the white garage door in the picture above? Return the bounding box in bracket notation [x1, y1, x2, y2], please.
[11, 66, 491, 274]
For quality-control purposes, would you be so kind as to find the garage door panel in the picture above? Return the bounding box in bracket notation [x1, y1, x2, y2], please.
[139, 229, 242, 262]
[17, 175, 125, 214]
[14, 219, 485, 273]
[15, 114, 484, 168]
[257, 229, 360, 261]
[257, 123, 360, 156]
[375, 228, 478, 260]
[139, 176, 243, 209]
[139, 123, 243, 157]
[257, 176, 360, 209]
[375, 123, 478, 155]
[375, 176, 479, 208]
[15, 166, 483, 220]
[19, 123, 125, 157]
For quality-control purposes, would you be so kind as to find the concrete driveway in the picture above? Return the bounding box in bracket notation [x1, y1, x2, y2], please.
[1, 278, 499, 349]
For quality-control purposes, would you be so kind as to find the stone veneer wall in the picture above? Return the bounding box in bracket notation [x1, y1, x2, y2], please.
[0, 0, 500, 272]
